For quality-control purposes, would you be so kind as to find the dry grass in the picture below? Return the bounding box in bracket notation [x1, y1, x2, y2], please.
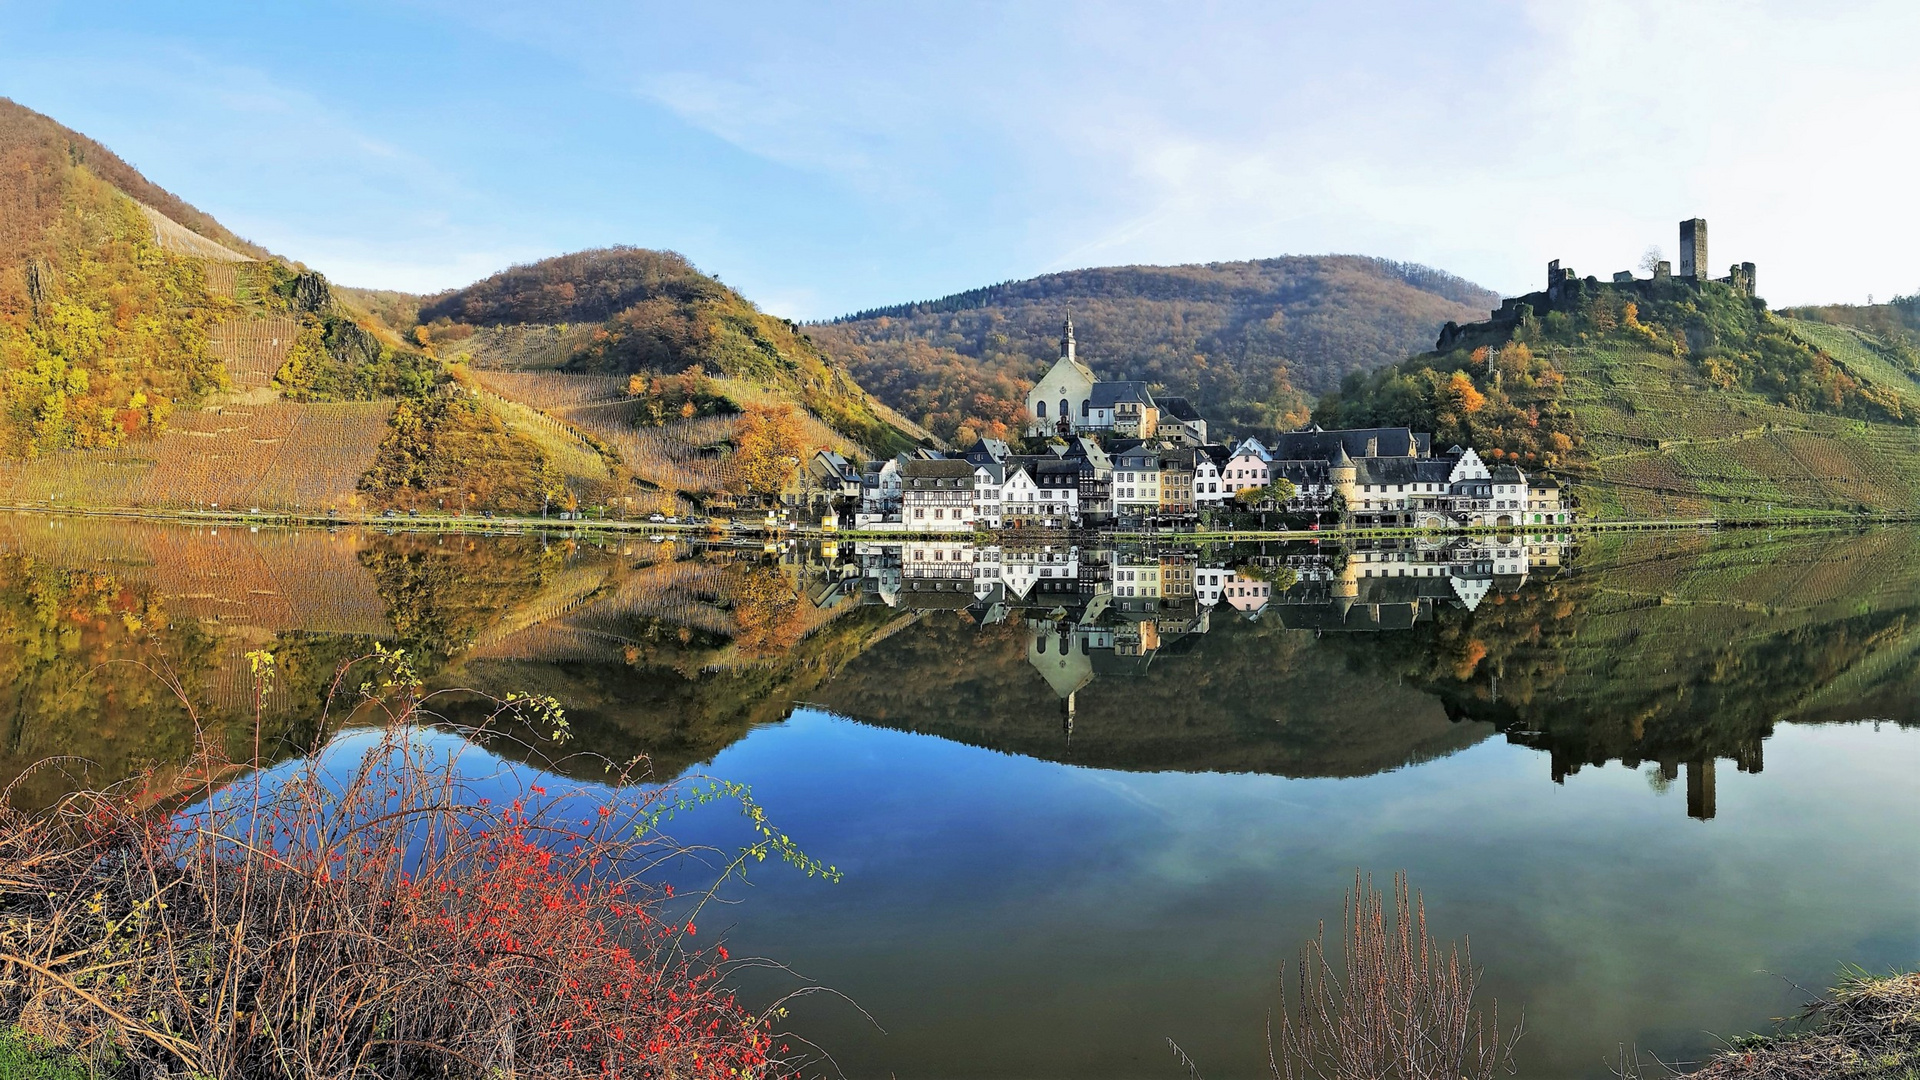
[0, 650, 829, 1079]
[1680, 972, 1920, 1080]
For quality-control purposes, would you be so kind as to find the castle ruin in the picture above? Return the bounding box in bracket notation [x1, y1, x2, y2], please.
[1435, 217, 1759, 352]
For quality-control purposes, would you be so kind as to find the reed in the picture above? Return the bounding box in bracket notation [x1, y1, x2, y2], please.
[1270, 871, 1521, 1080]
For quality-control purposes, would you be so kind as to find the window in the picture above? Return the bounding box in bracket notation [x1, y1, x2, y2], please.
[1081, 399, 1090, 417]
[1060, 398, 1069, 421]
[914, 508, 925, 519]
[1036, 401, 1047, 417]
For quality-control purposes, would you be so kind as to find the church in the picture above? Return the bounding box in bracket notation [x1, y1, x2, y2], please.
[1024, 317, 1160, 438]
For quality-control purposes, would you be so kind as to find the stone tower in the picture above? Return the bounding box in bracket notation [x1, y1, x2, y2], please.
[1678, 218, 1708, 279]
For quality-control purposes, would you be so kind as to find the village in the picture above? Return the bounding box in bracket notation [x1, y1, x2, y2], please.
[797, 317, 1572, 534]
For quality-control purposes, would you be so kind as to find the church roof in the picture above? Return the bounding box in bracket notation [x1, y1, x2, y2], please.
[1045, 354, 1098, 386]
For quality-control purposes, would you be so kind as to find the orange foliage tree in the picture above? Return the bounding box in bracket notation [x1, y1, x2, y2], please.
[728, 404, 811, 500]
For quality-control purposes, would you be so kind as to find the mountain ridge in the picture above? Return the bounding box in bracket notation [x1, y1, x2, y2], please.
[809, 255, 1501, 443]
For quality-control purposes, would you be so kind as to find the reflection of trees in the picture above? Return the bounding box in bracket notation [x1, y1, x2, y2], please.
[816, 614, 1492, 777]
[359, 534, 571, 660]
[1327, 529, 1920, 814]
[729, 564, 810, 659]
[0, 557, 351, 810]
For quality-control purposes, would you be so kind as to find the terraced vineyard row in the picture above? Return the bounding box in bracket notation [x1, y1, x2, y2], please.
[469, 371, 628, 410]
[0, 402, 396, 512]
[209, 315, 300, 390]
[1552, 337, 1920, 519]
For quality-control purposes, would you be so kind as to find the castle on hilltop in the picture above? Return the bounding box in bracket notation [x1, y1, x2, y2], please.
[1438, 217, 1758, 351]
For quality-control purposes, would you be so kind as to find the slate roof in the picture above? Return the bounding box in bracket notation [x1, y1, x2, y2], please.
[1269, 427, 1431, 462]
[1268, 458, 1332, 485]
[1089, 381, 1155, 407]
[1059, 436, 1112, 470]
[961, 438, 1012, 463]
[901, 459, 977, 480]
[1351, 457, 1458, 486]
[1230, 437, 1272, 461]
[1159, 396, 1204, 422]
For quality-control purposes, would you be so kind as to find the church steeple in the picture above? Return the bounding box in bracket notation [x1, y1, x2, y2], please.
[1060, 315, 1076, 362]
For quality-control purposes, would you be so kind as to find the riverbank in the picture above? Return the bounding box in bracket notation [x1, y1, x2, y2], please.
[1684, 970, 1919, 1079]
[5, 500, 1917, 543]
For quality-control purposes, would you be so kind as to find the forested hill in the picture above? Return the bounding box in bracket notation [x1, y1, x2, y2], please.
[809, 256, 1500, 443]
[406, 247, 924, 456]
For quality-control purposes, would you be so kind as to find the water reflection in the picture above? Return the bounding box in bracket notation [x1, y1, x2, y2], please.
[4, 516, 1919, 1075]
[2, 517, 1918, 822]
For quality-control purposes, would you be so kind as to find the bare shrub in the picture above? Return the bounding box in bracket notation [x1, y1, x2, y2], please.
[1271, 871, 1521, 1080]
[0, 647, 828, 1079]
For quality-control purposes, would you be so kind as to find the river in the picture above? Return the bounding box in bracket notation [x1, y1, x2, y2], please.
[0, 514, 1914, 1077]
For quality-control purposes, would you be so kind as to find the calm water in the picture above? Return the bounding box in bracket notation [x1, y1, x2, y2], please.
[2, 515, 1916, 1077]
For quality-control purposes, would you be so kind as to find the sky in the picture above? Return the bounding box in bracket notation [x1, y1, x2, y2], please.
[3, 1, 1917, 318]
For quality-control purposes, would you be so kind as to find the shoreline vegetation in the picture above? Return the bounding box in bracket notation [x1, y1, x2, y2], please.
[0, 649, 828, 1080]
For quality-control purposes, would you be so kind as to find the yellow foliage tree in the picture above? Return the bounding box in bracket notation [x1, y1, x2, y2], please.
[729, 403, 810, 499]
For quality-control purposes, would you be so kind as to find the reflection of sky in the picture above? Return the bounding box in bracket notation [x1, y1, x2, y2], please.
[244, 714, 1920, 1079]
[650, 712, 1920, 1079]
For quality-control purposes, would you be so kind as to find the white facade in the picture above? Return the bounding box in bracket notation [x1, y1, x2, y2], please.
[1194, 456, 1228, 506]
[973, 466, 1004, 529]
[1001, 546, 1079, 600]
[1111, 465, 1160, 513]
[1110, 557, 1163, 599]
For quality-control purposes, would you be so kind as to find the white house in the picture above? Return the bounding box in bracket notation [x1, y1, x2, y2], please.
[1111, 443, 1161, 516]
[1000, 546, 1079, 600]
[972, 461, 1006, 529]
[1110, 556, 1163, 599]
[1194, 447, 1230, 507]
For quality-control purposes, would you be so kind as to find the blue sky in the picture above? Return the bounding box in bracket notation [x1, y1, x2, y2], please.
[4, 1, 1917, 317]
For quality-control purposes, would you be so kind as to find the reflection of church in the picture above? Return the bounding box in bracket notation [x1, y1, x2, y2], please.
[829, 537, 1575, 720]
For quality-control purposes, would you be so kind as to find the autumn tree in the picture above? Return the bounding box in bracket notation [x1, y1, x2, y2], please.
[729, 403, 811, 500]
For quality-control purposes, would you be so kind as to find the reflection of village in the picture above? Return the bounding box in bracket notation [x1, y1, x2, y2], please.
[5, 514, 1898, 822]
[789, 530, 1734, 819]
[815, 533, 1566, 709]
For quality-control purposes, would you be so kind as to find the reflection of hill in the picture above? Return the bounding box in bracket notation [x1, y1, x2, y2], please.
[814, 614, 1492, 778]
[450, 603, 915, 781]
[1340, 529, 1920, 812]
[0, 515, 391, 635]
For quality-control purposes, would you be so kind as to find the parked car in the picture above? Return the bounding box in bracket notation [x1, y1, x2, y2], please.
[649, 513, 666, 523]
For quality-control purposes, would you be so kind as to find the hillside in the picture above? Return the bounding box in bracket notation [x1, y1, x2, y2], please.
[1318, 271, 1920, 520]
[410, 248, 925, 445]
[810, 256, 1500, 443]
[0, 101, 919, 517]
